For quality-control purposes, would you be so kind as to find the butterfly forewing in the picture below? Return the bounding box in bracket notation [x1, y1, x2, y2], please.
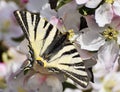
[14, 10, 89, 88]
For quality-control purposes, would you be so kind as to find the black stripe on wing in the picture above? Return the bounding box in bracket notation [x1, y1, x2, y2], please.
[27, 44, 35, 66]
[60, 62, 85, 67]
[14, 10, 29, 40]
[42, 31, 68, 59]
[43, 24, 53, 39]
[62, 70, 89, 88]
[33, 13, 40, 40]
[62, 49, 77, 56]
[43, 21, 48, 28]
[50, 66, 89, 88]
[72, 54, 80, 58]
[14, 10, 41, 41]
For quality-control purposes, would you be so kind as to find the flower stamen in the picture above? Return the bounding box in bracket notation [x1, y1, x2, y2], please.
[105, 0, 114, 4]
[102, 27, 118, 41]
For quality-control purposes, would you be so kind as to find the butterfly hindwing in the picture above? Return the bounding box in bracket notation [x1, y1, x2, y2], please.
[14, 10, 89, 88]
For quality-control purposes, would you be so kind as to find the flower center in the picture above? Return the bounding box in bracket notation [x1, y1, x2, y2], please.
[102, 27, 118, 41]
[105, 0, 114, 4]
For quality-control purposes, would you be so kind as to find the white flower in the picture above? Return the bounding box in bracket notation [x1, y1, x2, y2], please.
[99, 72, 120, 92]
[77, 16, 120, 70]
[92, 61, 119, 92]
[0, 0, 23, 47]
[25, 73, 63, 92]
[2, 48, 27, 79]
[95, 0, 120, 27]
[0, 47, 27, 91]
[75, 0, 102, 8]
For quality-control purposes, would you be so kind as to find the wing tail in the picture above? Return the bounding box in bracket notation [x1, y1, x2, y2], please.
[60, 61, 89, 88]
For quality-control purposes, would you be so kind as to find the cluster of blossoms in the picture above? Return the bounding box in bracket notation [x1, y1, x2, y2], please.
[0, 0, 120, 92]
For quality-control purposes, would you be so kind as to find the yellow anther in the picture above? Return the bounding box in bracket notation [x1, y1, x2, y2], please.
[102, 27, 118, 40]
[68, 29, 75, 40]
[105, 0, 114, 4]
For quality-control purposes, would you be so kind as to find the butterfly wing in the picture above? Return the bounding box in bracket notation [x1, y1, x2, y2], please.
[14, 10, 57, 65]
[46, 43, 89, 87]
[14, 10, 89, 87]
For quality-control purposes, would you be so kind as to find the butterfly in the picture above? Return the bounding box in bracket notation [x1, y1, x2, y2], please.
[14, 10, 89, 88]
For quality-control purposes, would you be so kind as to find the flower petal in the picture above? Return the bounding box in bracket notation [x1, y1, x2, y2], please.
[77, 28, 105, 51]
[41, 4, 57, 21]
[17, 39, 29, 55]
[85, 16, 104, 32]
[26, 0, 48, 12]
[110, 16, 120, 30]
[98, 41, 119, 71]
[75, 0, 89, 5]
[85, 0, 102, 8]
[58, 1, 81, 32]
[95, 3, 113, 27]
[26, 74, 47, 91]
[46, 75, 63, 92]
[113, 0, 120, 16]
[117, 33, 120, 44]
[0, 63, 7, 77]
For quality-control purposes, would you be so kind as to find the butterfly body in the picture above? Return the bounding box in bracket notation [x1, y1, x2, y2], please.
[14, 10, 89, 87]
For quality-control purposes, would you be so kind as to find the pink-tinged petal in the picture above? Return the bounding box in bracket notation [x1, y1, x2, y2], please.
[95, 3, 113, 27]
[113, 0, 120, 16]
[58, 1, 81, 32]
[85, 0, 102, 8]
[25, 74, 62, 92]
[49, 16, 59, 25]
[77, 28, 105, 51]
[41, 4, 57, 21]
[110, 16, 120, 30]
[21, 0, 29, 4]
[75, 0, 89, 5]
[98, 41, 119, 71]
[0, 63, 7, 77]
[50, 17, 67, 33]
[85, 16, 104, 32]
[26, 74, 47, 91]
